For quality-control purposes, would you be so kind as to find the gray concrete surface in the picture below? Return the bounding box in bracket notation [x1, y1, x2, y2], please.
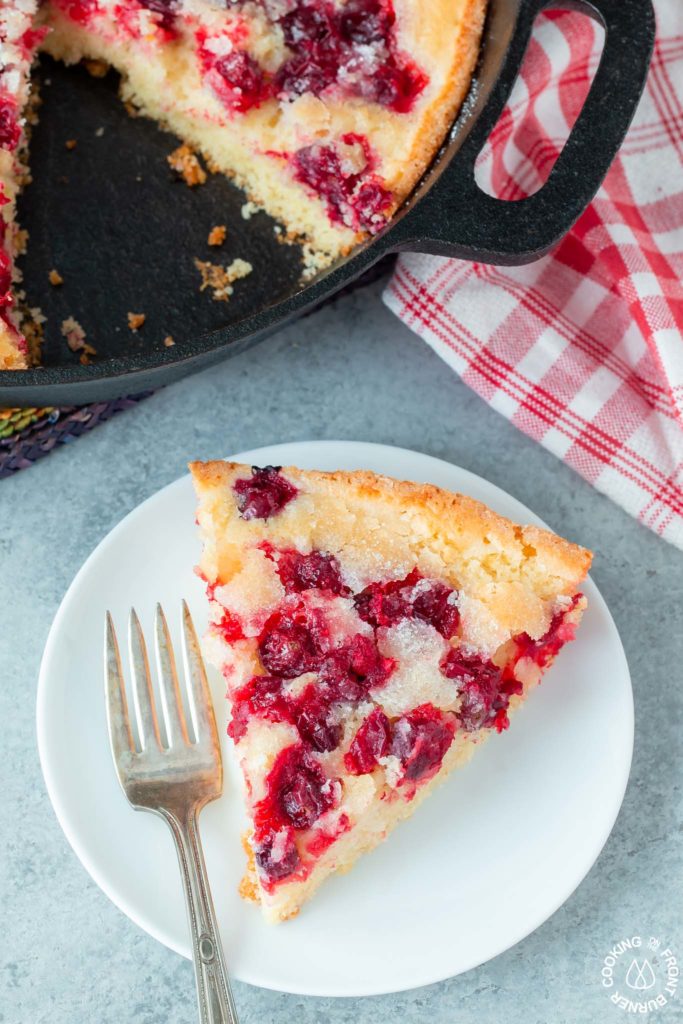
[1, 280, 681, 1024]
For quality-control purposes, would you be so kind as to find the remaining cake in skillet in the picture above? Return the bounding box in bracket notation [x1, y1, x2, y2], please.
[191, 460, 592, 922]
[0, 0, 487, 370]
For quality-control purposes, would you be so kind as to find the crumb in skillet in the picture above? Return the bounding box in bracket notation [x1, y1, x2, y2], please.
[127, 312, 146, 332]
[241, 201, 260, 220]
[163, 335, 175, 348]
[84, 58, 109, 78]
[167, 144, 207, 187]
[208, 225, 227, 247]
[49, 269, 63, 286]
[65, 138, 77, 150]
[61, 317, 96, 363]
[194, 258, 252, 302]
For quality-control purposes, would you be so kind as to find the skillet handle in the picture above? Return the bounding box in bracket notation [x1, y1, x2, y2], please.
[390, 0, 655, 265]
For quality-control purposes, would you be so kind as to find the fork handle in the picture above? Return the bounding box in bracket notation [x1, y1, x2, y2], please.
[166, 806, 239, 1024]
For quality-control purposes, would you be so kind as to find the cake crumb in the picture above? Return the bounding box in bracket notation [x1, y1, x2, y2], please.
[84, 58, 109, 78]
[163, 335, 175, 348]
[65, 138, 77, 150]
[48, 269, 64, 286]
[167, 144, 207, 187]
[208, 225, 227, 247]
[241, 201, 260, 220]
[127, 312, 146, 332]
[95, 126, 105, 138]
[61, 317, 96, 362]
[194, 257, 253, 302]
[14, 229, 28, 256]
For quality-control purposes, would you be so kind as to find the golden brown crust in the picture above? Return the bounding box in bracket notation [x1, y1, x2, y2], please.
[190, 459, 592, 584]
[386, 0, 487, 213]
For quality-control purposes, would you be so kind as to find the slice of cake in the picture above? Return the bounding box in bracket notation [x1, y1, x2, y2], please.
[191, 460, 592, 923]
[1, 0, 486, 367]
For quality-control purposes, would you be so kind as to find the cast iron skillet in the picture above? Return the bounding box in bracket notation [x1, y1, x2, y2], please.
[1, 0, 654, 406]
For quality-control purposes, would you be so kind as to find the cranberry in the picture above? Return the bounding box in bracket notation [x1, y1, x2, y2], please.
[234, 466, 298, 520]
[352, 180, 393, 225]
[391, 704, 455, 784]
[266, 744, 337, 829]
[412, 582, 460, 639]
[214, 609, 245, 643]
[440, 651, 523, 732]
[258, 603, 330, 677]
[254, 828, 301, 882]
[292, 143, 347, 212]
[345, 707, 391, 774]
[137, 0, 177, 30]
[291, 137, 393, 232]
[0, 101, 20, 152]
[515, 597, 581, 668]
[228, 675, 289, 741]
[213, 50, 268, 113]
[306, 812, 350, 857]
[354, 569, 419, 627]
[280, 4, 334, 49]
[0, 248, 12, 302]
[53, 0, 99, 25]
[293, 687, 342, 752]
[355, 571, 460, 638]
[273, 548, 347, 595]
[364, 57, 427, 113]
[339, 0, 395, 44]
[318, 633, 394, 702]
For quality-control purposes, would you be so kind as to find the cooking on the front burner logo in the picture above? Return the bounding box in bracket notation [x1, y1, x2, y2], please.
[600, 936, 678, 1013]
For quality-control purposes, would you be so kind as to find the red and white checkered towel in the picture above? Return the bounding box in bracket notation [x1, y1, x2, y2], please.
[384, 2, 683, 549]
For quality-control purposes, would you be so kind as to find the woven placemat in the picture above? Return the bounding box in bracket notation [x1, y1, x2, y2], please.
[0, 256, 395, 479]
[0, 396, 152, 479]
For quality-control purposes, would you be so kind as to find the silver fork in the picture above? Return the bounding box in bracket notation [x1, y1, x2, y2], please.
[105, 601, 239, 1024]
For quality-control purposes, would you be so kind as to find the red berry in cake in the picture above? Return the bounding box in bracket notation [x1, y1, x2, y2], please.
[258, 603, 330, 677]
[318, 633, 395, 702]
[339, 0, 395, 44]
[280, 4, 334, 50]
[0, 248, 12, 303]
[213, 50, 269, 113]
[254, 828, 301, 883]
[137, 0, 177, 30]
[214, 608, 245, 643]
[228, 675, 290, 741]
[345, 707, 391, 774]
[514, 597, 581, 668]
[440, 651, 523, 732]
[0, 100, 21, 151]
[273, 548, 347, 595]
[293, 686, 342, 752]
[363, 57, 428, 113]
[390, 703, 455, 784]
[234, 465, 298, 520]
[355, 571, 460, 638]
[266, 744, 338, 830]
[53, 0, 100, 26]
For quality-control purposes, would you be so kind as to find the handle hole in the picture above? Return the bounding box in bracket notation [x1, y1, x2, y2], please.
[474, 9, 604, 200]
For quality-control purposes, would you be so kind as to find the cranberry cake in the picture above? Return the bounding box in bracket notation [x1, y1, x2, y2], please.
[0, 0, 486, 369]
[191, 460, 592, 922]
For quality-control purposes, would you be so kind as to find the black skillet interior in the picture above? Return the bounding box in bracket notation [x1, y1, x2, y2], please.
[2, 0, 654, 406]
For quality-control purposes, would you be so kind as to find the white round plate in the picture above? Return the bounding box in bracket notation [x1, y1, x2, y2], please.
[37, 441, 633, 997]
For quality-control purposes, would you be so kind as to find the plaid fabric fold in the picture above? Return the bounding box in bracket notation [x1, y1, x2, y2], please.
[384, 3, 683, 549]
